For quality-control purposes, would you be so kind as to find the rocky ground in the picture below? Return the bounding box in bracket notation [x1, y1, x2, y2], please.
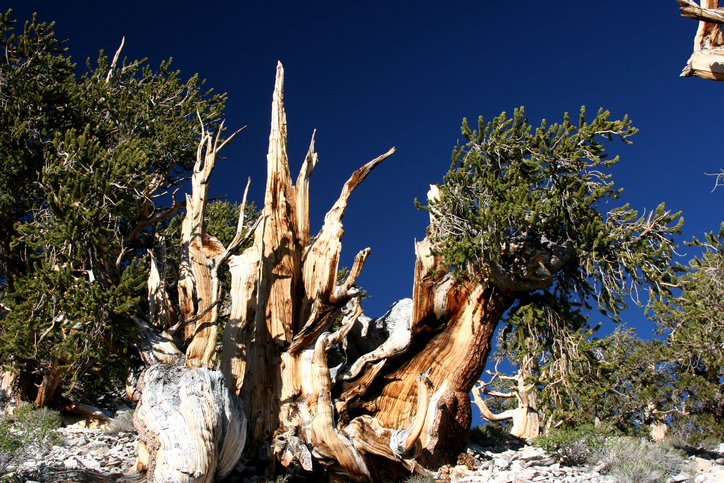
[1, 425, 136, 482]
[2, 417, 724, 483]
[434, 440, 724, 483]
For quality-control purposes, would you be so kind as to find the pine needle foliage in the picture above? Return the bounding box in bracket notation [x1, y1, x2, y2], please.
[422, 107, 683, 320]
[651, 222, 724, 442]
[0, 9, 227, 402]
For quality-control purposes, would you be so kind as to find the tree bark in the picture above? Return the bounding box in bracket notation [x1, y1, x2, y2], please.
[132, 363, 246, 483]
[471, 356, 540, 440]
[33, 357, 63, 408]
[133, 61, 525, 481]
[678, 0, 724, 79]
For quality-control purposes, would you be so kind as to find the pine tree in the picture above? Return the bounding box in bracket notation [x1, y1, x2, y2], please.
[652, 223, 724, 442]
[493, 323, 676, 438]
[417, 106, 683, 443]
[0, 9, 226, 405]
[424, 106, 683, 320]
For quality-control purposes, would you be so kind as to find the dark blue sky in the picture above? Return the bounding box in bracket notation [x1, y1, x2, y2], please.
[12, 2, 723, 351]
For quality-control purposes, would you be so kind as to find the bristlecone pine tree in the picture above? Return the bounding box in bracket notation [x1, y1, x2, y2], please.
[126, 60, 685, 482]
[491, 321, 680, 440]
[652, 223, 724, 441]
[0, 10, 226, 408]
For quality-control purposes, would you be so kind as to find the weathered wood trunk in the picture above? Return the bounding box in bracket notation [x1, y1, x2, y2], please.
[132, 364, 246, 483]
[133, 62, 521, 481]
[650, 420, 669, 441]
[33, 357, 63, 408]
[219, 64, 516, 479]
[131, 120, 250, 482]
[471, 356, 540, 440]
[678, 0, 724, 79]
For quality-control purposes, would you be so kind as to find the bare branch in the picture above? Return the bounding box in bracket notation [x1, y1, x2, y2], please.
[105, 37, 125, 83]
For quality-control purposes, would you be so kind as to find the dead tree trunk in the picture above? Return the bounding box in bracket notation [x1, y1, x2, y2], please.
[678, 0, 724, 79]
[218, 63, 513, 479]
[133, 62, 523, 482]
[130, 121, 251, 483]
[471, 356, 540, 440]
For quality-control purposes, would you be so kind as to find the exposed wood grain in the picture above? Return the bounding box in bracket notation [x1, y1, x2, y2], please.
[679, 0, 724, 79]
[682, 48, 724, 79]
[472, 356, 540, 440]
[133, 364, 246, 483]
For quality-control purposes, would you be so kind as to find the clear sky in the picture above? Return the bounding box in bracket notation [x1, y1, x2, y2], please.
[11, 1, 724, 420]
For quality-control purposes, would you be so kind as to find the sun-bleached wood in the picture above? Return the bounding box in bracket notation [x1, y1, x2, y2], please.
[471, 356, 540, 440]
[131, 118, 251, 483]
[179, 120, 245, 368]
[678, 0, 724, 79]
[132, 61, 560, 481]
[132, 364, 246, 483]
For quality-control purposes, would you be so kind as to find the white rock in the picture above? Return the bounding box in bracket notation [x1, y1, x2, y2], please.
[520, 446, 545, 461]
[520, 468, 539, 479]
[80, 458, 101, 471]
[466, 443, 486, 454]
[698, 457, 714, 471]
[63, 456, 81, 469]
[494, 471, 514, 483]
[494, 457, 510, 469]
[450, 464, 472, 479]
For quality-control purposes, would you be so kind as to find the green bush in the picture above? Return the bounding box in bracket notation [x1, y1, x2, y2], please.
[469, 423, 510, 447]
[104, 409, 135, 435]
[599, 437, 691, 483]
[401, 475, 435, 483]
[696, 436, 721, 452]
[534, 424, 611, 466]
[0, 404, 62, 474]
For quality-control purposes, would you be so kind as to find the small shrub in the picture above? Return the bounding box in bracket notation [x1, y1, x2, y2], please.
[104, 409, 135, 435]
[469, 423, 510, 447]
[0, 404, 62, 474]
[696, 436, 721, 452]
[598, 437, 691, 483]
[534, 424, 611, 466]
[661, 435, 689, 450]
[401, 474, 435, 483]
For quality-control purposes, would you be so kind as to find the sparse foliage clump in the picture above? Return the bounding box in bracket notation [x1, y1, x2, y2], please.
[104, 409, 135, 435]
[0, 404, 62, 475]
[598, 437, 691, 483]
[424, 106, 682, 319]
[534, 423, 612, 466]
[535, 424, 692, 482]
[401, 475, 435, 483]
